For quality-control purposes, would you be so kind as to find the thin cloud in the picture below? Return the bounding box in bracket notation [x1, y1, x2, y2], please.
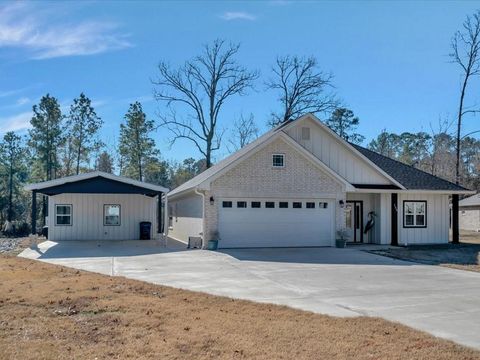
[16, 97, 31, 106]
[0, 2, 131, 60]
[220, 11, 256, 21]
[0, 111, 32, 133]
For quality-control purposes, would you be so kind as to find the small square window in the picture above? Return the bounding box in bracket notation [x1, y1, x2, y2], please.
[272, 154, 284, 167]
[301, 127, 310, 140]
[293, 202, 302, 209]
[319, 202, 328, 209]
[279, 202, 289, 208]
[104, 204, 121, 226]
[306, 202, 315, 209]
[237, 201, 247, 208]
[265, 201, 275, 208]
[222, 201, 232, 208]
[251, 201, 261, 208]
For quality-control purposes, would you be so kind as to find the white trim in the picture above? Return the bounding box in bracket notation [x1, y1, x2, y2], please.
[25, 171, 169, 193]
[351, 188, 475, 195]
[281, 114, 407, 189]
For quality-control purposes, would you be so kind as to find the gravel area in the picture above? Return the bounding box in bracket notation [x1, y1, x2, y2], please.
[0, 236, 41, 254]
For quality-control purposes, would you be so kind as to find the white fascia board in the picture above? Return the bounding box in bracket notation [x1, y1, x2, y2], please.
[351, 188, 475, 195]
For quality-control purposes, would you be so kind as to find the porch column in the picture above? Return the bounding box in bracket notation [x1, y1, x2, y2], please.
[391, 193, 398, 246]
[452, 194, 459, 244]
[31, 190, 37, 235]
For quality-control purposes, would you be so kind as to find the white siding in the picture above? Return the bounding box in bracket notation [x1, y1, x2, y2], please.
[285, 117, 392, 185]
[168, 191, 203, 244]
[48, 193, 157, 241]
[398, 193, 449, 245]
[379, 193, 392, 245]
[460, 208, 480, 231]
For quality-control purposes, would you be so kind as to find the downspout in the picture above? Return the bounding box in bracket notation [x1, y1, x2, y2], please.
[194, 188, 206, 248]
[163, 194, 169, 239]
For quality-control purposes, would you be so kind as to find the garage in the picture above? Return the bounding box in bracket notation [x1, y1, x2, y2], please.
[218, 198, 335, 248]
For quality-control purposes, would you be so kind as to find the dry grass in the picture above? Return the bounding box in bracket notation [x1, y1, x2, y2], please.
[0, 256, 479, 360]
[370, 231, 480, 273]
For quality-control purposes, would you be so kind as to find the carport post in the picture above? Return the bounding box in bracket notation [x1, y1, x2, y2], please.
[157, 192, 163, 234]
[31, 190, 37, 235]
[452, 194, 459, 244]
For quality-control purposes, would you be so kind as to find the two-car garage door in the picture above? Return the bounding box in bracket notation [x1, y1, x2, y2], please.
[218, 198, 334, 248]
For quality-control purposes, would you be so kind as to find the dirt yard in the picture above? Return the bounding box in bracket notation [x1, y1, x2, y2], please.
[1, 256, 479, 360]
[370, 231, 480, 273]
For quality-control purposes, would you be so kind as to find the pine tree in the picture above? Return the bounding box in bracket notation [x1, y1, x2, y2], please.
[0, 132, 28, 222]
[28, 94, 63, 181]
[325, 108, 365, 144]
[96, 151, 114, 173]
[67, 93, 103, 174]
[119, 102, 159, 181]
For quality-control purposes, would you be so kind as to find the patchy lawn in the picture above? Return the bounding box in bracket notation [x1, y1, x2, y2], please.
[1, 256, 479, 360]
[370, 231, 480, 273]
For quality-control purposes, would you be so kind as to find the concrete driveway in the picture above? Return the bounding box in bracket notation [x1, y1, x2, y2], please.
[19, 240, 480, 350]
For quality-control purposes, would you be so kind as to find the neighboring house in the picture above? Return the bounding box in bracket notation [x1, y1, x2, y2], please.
[167, 113, 473, 248]
[459, 194, 480, 232]
[25, 172, 168, 241]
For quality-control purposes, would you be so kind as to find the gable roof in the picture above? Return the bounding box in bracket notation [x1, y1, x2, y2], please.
[459, 194, 480, 207]
[25, 171, 169, 194]
[351, 144, 469, 192]
[168, 121, 354, 197]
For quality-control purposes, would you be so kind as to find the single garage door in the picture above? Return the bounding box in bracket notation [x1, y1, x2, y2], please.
[218, 198, 334, 248]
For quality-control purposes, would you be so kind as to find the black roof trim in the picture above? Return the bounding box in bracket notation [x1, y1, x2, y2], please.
[352, 184, 401, 190]
[351, 143, 469, 192]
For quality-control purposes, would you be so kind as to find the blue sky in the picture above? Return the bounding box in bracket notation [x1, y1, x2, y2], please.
[1, 0, 480, 163]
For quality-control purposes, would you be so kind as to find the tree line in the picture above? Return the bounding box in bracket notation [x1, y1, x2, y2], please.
[1, 10, 480, 234]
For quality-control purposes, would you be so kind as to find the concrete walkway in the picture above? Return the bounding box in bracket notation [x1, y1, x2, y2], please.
[19, 240, 480, 350]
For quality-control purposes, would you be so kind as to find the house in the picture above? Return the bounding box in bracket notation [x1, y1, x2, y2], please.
[459, 194, 480, 232]
[25, 171, 168, 241]
[166, 113, 473, 248]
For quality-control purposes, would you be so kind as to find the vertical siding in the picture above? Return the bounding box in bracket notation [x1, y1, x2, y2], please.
[285, 117, 392, 185]
[398, 193, 449, 245]
[48, 193, 157, 241]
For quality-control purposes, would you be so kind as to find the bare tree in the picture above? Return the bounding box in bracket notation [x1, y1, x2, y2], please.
[266, 55, 338, 126]
[227, 113, 259, 152]
[153, 39, 258, 168]
[450, 11, 480, 184]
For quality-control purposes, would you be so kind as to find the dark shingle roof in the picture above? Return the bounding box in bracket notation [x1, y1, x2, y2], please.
[351, 144, 469, 191]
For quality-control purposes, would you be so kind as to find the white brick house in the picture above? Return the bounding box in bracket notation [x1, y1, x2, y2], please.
[167, 114, 473, 248]
[459, 194, 480, 232]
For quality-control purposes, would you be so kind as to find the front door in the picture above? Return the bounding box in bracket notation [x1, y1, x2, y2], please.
[345, 201, 363, 243]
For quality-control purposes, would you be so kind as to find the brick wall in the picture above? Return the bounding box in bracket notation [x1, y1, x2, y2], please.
[201, 137, 346, 245]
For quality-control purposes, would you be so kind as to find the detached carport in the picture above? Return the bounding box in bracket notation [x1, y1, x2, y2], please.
[25, 171, 168, 241]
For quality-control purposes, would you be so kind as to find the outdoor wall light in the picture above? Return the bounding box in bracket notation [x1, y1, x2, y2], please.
[339, 200, 345, 208]
[210, 196, 215, 205]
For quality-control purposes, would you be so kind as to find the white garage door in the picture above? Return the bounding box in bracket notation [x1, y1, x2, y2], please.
[218, 198, 334, 248]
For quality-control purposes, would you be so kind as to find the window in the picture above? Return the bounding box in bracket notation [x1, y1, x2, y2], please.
[319, 202, 328, 209]
[293, 202, 302, 208]
[403, 201, 427, 228]
[306, 202, 315, 209]
[55, 204, 72, 226]
[272, 154, 284, 167]
[251, 201, 261, 208]
[222, 201, 232, 208]
[279, 202, 289, 208]
[265, 201, 275, 208]
[301, 127, 310, 140]
[104, 204, 121, 226]
[237, 201, 247, 208]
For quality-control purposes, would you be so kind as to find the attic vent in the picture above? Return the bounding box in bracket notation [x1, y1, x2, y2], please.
[301, 127, 310, 140]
